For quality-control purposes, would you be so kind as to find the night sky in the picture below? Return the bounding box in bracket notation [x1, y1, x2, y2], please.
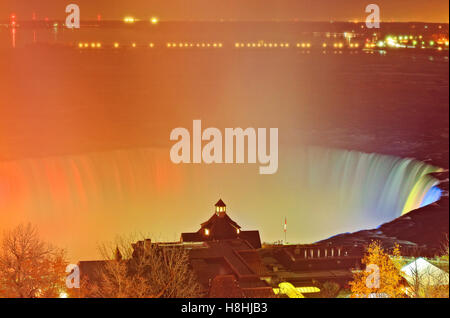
[0, 0, 449, 22]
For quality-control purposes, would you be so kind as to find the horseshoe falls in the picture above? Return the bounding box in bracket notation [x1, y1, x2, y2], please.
[299, 148, 443, 225]
[0, 146, 443, 260]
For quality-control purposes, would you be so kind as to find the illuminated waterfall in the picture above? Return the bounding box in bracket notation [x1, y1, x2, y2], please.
[302, 148, 443, 222]
[0, 146, 443, 259]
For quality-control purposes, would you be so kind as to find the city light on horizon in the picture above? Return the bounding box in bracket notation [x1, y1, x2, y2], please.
[123, 16, 136, 23]
[150, 16, 159, 25]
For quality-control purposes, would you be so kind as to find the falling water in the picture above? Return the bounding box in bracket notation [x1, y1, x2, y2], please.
[0, 146, 443, 260]
[302, 148, 442, 221]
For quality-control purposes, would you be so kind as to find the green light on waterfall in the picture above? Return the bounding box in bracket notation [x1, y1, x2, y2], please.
[402, 165, 443, 215]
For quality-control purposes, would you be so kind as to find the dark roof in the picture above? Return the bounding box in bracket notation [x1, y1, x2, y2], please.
[239, 230, 262, 249]
[77, 238, 269, 296]
[201, 212, 240, 229]
[215, 199, 226, 207]
[189, 239, 269, 291]
[180, 232, 202, 242]
[198, 213, 241, 241]
[181, 211, 261, 248]
[236, 250, 268, 276]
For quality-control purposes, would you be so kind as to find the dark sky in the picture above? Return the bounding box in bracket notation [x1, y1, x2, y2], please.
[1, 0, 448, 22]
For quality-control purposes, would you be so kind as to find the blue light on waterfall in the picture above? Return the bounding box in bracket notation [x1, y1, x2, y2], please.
[420, 186, 442, 208]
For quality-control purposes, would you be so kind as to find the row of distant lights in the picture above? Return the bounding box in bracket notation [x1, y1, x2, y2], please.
[78, 42, 155, 49]
[76, 44, 359, 55]
[167, 42, 223, 48]
[235, 42, 290, 48]
[77, 42, 362, 49]
[234, 42, 359, 48]
[167, 42, 360, 49]
[123, 16, 159, 25]
[79, 42, 102, 48]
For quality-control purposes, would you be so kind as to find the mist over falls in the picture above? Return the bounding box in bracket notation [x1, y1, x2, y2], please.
[0, 146, 442, 260]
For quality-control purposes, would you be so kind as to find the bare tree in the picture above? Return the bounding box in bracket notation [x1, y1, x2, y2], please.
[404, 236, 449, 298]
[405, 258, 449, 298]
[86, 235, 202, 298]
[0, 224, 68, 298]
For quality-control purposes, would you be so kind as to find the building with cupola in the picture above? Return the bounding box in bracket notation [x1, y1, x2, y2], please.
[77, 199, 364, 298]
[181, 199, 262, 249]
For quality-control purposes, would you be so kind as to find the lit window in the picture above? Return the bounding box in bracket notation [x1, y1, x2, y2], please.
[237, 229, 240, 234]
[205, 229, 210, 236]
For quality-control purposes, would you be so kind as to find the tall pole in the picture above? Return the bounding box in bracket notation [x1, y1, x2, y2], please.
[284, 217, 287, 244]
